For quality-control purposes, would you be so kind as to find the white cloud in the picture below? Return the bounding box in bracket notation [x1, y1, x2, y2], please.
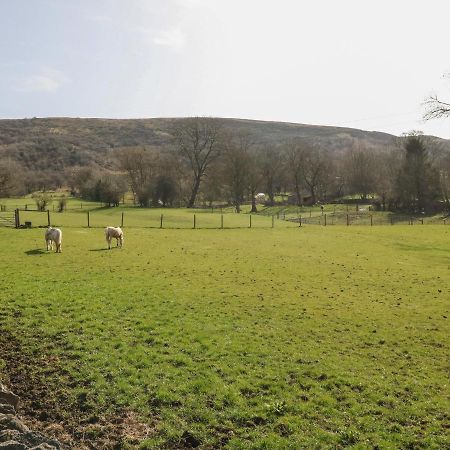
[86, 14, 114, 24]
[150, 28, 186, 49]
[15, 68, 68, 93]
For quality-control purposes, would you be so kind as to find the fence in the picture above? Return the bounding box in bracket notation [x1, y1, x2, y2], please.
[0, 211, 16, 227]
[4, 207, 449, 230]
[285, 212, 448, 226]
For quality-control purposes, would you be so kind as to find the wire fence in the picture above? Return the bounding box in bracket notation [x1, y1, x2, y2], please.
[11, 210, 291, 229]
[3, 208, 448, 230]
[284, 212, 448, 226]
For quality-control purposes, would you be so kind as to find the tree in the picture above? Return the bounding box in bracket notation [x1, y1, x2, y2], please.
[32, 192, 51, 211]
[438, 153, 450, 210]
[246, 150, 264, 213]
[171, 117, 223, 208]
[154, 175, 177, 207]
[68, 166, 94, 196]
[300, 146, 329, 204]
[396, 133, 440, 213]
[423, 74, 450, 120]
[96, 174, 128, 207]
[0, 159, 24, 197]
[222, 132, 252, 213]
[343, 143, 377, 199]
[373, 148, 402, 211]
[260, 146, 282, 206]
[283, 138, 307, 206]
[117, 147, 158, 207]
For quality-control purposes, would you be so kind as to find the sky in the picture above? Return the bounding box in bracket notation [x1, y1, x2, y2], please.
[1, 0, 449, 138]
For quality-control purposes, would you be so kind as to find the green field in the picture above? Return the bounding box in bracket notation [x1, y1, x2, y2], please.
[0, 222, 449, 449]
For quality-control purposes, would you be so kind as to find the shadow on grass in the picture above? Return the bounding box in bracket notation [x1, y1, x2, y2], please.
[25, 249, 47, 255]
[88, 248, 111, 252]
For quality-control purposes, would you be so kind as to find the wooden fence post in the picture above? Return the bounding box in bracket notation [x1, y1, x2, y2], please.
[121, 212, 124, 227]
[87, 211, 90, 228]
[370, 215, 373, 226]
[346, 214, 349, 226]
[160, 214, 163, 229]
[15, 209, 19, 228]
[324, 214, 327, 226]
[47, 210, 50, 227]
[299, 215, 302, 227]
[221, 214, 224, 229]
[193, 214, 196, 229]
[272, 215, 274, 228]
[249, 215, 252, 228]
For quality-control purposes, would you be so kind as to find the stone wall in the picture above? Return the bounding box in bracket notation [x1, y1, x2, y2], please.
[0, 383, 61, 450]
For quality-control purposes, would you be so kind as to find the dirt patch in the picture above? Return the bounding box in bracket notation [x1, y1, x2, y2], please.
[0, 316, 156, 449]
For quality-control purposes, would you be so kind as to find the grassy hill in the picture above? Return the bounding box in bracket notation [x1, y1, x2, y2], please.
[0, 117, 415, 172]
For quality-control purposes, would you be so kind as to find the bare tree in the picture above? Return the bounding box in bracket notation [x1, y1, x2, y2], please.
[343, 142, 377, 200]
[222, 131, 253, 213]
[301, 146, 329, 204]
[260, 146, 282, 206]
[246, 149, 264, 213]
[283, 138, 310, 206]
[0, 159, 24, 197]
[372, 148, 401, 211]
[117, 147, 159, 206]
[171, 117, 223, 208]
[423, 73, 450, 120]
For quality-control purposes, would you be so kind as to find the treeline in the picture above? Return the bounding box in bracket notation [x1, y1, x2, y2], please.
[1, 117, 449, 213]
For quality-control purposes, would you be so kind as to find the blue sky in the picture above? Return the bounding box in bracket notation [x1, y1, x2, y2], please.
[1, 0, 450, 138]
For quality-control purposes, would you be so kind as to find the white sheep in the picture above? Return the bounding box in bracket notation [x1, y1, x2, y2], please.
[105, 226, 124, 249]
[45, 227, 62, 253]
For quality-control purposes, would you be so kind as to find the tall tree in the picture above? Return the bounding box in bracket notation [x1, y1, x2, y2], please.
[438, 153, 450, 210]
[396, 133, 440, 213]
[260, 146, 282, 206]
[117, 147, 158, 206]
[172, 117, 223, 208]
[373, 148, 402, 211]
[301, 146, 329, 204]
[343, 143, 377, 200]
[222, 132, 252, 213]
[283, 138, 308, 206]
[0, 159, 24, 197]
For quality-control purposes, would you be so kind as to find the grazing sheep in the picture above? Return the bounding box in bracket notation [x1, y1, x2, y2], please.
[105, 226, 124, 249]
[45, 227, 62, 253]
[255, 193, 266, 203]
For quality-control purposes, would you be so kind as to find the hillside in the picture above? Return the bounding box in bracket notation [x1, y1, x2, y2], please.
[0, 117, 447, 172]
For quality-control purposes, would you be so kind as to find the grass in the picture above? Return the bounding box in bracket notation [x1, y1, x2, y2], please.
[11, 203, 299, 230]
[0, 222, 449, 449]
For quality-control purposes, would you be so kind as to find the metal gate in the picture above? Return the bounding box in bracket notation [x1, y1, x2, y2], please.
[0, 211, 16, 227]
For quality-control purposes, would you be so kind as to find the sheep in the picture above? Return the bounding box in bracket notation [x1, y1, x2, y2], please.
[45, 227, 62, 253]
[105, 226, 124, 249]
[255, 193, 266, 203]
